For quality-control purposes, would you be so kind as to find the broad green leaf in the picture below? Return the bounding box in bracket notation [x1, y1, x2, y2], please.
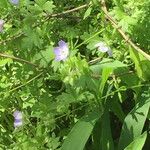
[61, 110, 102, 150]
[130, 47, 150, 80]
[90, 58, 127, 75]
[99, 68, 112, 97]
[92, 119, 102, 150]
[124, 132, 147, 150]
[118, 97, 150, 150]
[110, 95, 125, 122]
[100, 109, 114, 150]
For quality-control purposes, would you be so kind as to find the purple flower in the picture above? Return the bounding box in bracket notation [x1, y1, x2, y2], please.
[54, 40, 69, 61]
[9, 0, 19, 5]
[95, 42, 113, 57]
[13, 110, 22, 128]
[0, 19, 4, 32]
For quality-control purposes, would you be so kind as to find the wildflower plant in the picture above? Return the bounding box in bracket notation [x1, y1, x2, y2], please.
[0, 0, 150, 149]
[54, 40, 69, 61]
[13, 110, 23, 128]
[95, 41, 113, 57]
[9, 0, 19, 5]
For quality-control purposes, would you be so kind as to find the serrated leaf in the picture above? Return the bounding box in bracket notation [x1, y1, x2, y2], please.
[43, 1, 55, 13]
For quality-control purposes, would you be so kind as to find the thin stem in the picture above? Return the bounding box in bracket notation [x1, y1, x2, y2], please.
[0, 52, 39, 68]
[75, 29, 105, 49]
[47, 4, 88, 18]
[9, 72, 44, 93]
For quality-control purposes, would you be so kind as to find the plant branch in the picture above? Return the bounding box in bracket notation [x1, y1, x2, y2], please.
[100, 0, 150, 61]
[9, 72, 44, 93]
[0, 52, 39, 67]
[48, 4, 88, 18]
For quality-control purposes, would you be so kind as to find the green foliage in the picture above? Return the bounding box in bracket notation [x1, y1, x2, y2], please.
[124, 132, 147, 150]
[61, 110, 100, 150]
[0, 0, 150, 149]
[118, 97, 150, 150]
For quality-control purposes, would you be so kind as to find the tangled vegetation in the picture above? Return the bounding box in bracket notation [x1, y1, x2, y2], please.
[0, 0, 150, 149]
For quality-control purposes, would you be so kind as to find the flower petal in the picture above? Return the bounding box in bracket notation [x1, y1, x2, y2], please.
[13, 110, 22, 120]
[54, 47, 61, 55]
[13, 110, 22, 128]
[14, 121, 22, 128]
[54, 40, 69, 61]
[58, 40, 67, 48]
[107, 49, 113, 57]
[9, 0, 19, 5]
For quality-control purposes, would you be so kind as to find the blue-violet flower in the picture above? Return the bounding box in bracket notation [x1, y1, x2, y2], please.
[54, 40, 69, 61]
[95, 41, 113, 57]
[13, 110, 22, 128]
[0, 19, 4, 32]
[9, 0, 19, 5]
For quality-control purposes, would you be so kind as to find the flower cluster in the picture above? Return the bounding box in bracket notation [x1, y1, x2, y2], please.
[9, 0, 19, 5]
[0, 19, 4, 32]
[13, 110, 22, 128]
[54, 40, 69, 61]
[95, 41, 113, 57]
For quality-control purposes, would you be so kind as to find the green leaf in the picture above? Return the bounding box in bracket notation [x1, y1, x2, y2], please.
[33, 46, 54, 67]
[99, 68, 112, 97]
[90, 58, 127, 75]
[83, 7, 92, 20]
[100, 109, 114, 150]
[118, 97, 150, 150]
[130, 47, 150, 80]
[92, 0, 99, 5]
[43, 1, 55, 13]
[110, 95, 125, 122]
[124, 132, 147, 150]
[61, 110, 102, 150]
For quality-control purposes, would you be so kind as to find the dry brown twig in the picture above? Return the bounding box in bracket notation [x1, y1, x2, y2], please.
[100, 0, 150, 61]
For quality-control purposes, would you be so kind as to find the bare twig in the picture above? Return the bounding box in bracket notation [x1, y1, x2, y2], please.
[48, 4, 88, 18]
[0, 52, 39, 67]
[100, 0, 150, 61]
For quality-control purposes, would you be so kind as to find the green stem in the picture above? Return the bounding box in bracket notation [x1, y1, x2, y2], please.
[75, 29, 105, 49]
[9, 72, 44, 93]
